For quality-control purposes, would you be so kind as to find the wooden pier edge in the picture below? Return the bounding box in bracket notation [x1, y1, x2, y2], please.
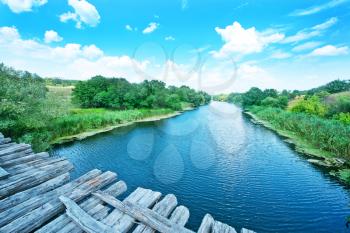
[0, 132, 256, 233]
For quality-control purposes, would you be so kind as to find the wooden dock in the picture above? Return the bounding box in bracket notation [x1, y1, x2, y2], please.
[0, 132, 256, 233]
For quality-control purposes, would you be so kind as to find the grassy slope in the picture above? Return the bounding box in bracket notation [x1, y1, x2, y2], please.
[52, 108, 176, 144]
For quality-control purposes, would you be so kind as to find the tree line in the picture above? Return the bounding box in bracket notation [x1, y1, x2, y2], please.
[0, 63, 211, 151]
[215, 79, 350, 159]
[72, 76, 211, 110]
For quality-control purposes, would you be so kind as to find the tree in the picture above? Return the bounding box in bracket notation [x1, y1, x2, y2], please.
[242, 87, 264, 107]
[263, 89, 278, 98]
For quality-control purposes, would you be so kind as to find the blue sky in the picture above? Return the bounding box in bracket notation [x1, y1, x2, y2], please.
[0, 0, 349, 93]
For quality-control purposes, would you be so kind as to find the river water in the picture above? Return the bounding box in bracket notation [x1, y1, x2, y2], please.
[52, 102, 350, 233]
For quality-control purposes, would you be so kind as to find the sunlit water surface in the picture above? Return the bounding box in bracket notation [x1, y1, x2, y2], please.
[52, 102, 350, 233]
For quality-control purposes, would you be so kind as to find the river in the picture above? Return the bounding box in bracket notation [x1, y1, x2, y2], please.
[52, 101, 350, 233]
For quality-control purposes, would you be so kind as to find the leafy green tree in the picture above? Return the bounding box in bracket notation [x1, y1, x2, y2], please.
[242, 87, 264, 107]
[263, 89, 278, 98]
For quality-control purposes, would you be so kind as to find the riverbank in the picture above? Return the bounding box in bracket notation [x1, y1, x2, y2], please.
[244, 110, 350, 185]
[52, 108, 194, 145]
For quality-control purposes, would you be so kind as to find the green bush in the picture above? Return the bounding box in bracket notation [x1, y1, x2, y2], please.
[333, 113, 350, 124]
[290, 96, 328, 117]
[261, 96, 288, 109]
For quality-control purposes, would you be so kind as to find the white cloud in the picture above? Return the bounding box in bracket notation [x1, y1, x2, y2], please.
[282, 17, 338, 44]
[212, 21, 284, 58]
[290, 0, 348, 16]
[292, 41, 322, 52]
[282, 30, 319, 44]
[44, 30, 63, 43]
[165, 36, 175, 41]
[0, 26, 148, 81]
[60, 12, 77, 23]
[308, 45, 349, 57]
[270, 51, 292, 59]
[125, 25, 133, 31]
[312, 17, 338, 30]
[1, 0, 47, 13]
[0, 26, 20, 41]
[82, 44, 103, 59]
[59, 0, 100, 29]
[142, 22, 159, 34]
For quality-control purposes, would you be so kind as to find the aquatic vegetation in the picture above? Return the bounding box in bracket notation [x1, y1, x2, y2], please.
[249, 106, 350, 158]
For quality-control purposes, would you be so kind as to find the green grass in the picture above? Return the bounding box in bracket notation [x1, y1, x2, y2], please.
[17, 86, 176, 151]
[247, 106, 350, 185]
[248, 106, 350, 158]
[51, 108, 174, 144]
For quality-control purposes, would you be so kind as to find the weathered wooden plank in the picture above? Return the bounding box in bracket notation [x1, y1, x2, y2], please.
[0, 159, 70, 186]
[112, 189, 162, 232]
[0, 173, 70, 213]
[59, 196, 118, 233]
[6, 157, 67, 175]
[0, 138, 11, 145]
[5, 158, 48, 173]
[56, 204, 111, 233]
[0, 169, 102, 227]
[133, 194, 178, 233]
[169, 206, 190, 227]
[213, 220, 237, 233]
[0, 166, 9, 180]
[0, 142, 16, 150]
[93, 191, 194, 233]
[0, 143, 31, 156]
[0, 170, 116, 233]
[240, 228, 256, 233]
[197, 214, 215, 233]
[101, 187, 148, 226]
[0, 152, 48, 167]
[0, 160, 73, 199]
[0, 149, 33, 163]
[36, 180, 127, 233]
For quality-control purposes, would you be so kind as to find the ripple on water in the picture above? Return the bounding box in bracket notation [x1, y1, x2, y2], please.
[53, 102, 350, 233]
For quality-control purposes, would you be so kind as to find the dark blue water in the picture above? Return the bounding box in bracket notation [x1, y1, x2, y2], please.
[52, 102, 350, 233]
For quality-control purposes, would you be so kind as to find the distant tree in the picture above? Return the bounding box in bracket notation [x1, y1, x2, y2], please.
[308, 80, 350, 95]
[242, 87, 264, 107]
[72, 76, 210, 110]
[263, 89, 278, 98]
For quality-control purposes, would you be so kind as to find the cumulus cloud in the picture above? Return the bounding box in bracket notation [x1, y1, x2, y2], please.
[0, 26, 149, 81]
[81, 44, 103, 59]
[44, 30, 63, 43]
[142, 22, 159, 34]
[308, 45, 349, 57]
[0, 26, 20, 41]
[59, 0, 100, 29]
[212, 21, 284, 58]
[165, 36, 175, 41]
[282, 17, 338, 44]
[1, 0, 47, 13]
[290, 0, 348, 16]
